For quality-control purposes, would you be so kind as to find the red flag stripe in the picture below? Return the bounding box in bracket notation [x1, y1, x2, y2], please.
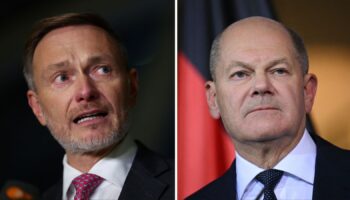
[178, 52, 234, 199]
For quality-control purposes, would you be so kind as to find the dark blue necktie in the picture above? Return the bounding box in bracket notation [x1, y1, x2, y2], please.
[255, 169, 284, 200]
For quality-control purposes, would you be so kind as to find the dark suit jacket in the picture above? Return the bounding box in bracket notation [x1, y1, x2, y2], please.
[43, 142, 174, 200]
[187, 134, 350, 200]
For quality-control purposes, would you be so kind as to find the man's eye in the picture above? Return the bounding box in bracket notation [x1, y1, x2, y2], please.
[231, 71, 248, 79]
[97, 65, 112, 75]
[273, 68, 288, 75]
[54, 74, 69, 83]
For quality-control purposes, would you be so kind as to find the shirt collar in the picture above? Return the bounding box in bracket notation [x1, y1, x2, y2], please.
[236, 150, 264, 200]
[274, 129, 316, 184]
[62, 135, 137, 199]
[235, 129, 316, 200]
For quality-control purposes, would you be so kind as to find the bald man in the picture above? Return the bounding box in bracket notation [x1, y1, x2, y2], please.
[187, 17, 350, 200]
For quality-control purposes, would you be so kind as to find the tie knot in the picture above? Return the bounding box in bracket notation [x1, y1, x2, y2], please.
[72, 173, 104, 200]
[255, 169, 284, 189]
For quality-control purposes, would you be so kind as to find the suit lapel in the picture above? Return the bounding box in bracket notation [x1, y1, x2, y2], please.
[209, 162, 237, 200]
[43, 142, 172, 200]
[312, 134, 350, 200]
[118, 142, 172, 200]
[187, 161, 237, 200]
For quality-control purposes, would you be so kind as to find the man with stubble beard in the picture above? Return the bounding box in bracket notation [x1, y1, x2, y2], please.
[24, 13, 173, 200]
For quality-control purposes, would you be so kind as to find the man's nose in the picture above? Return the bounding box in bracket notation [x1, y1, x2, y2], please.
[74, 76, 99, 102]
[251, 73, 273, 96]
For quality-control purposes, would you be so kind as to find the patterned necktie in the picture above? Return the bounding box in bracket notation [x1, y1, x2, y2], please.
[255, 169, 284, 200]
[72, 173, 104, 200]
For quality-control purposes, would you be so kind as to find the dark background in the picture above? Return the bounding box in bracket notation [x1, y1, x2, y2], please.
[0, 0, 174, 193]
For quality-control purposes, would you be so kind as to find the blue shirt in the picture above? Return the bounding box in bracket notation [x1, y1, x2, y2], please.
[236, 129, 316, 200]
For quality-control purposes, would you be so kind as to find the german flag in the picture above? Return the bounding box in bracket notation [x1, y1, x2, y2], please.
[178, 0, 275, 199]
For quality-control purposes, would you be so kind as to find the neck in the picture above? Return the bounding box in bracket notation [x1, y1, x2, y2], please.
[66, 144, 117, 173]
[234, 129, 304, 169]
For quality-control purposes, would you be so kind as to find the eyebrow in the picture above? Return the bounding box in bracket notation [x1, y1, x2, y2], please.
[225, 61, 253, 75]
[39, 61, 68, 82]
[267, 58, 289, 68]
[226, 58, 290, 73]
[45, 54, 114, 71]
[86, 54, 114, 66]
[46, 60, 70, 71]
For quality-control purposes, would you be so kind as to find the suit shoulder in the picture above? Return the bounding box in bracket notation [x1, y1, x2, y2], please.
[186, 163, 236, 200]
[134, 141, 174, 179]
[42, 179, 62, 200]
[186, 182, 217, 200]
[123, 141, 174, 199]
[314, 134, 350, 161]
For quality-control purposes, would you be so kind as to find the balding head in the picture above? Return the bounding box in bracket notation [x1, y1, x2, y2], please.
[210, 16, 308, 80]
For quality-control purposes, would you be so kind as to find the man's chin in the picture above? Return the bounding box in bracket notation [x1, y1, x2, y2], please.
[253, 134, 281, 143]
[47, 115, 131, 154]
[56, 131, 127, 154]
[234, 127, 285, 144]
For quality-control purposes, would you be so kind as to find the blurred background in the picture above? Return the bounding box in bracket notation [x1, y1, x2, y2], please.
[0, 0, 174, 194]
[272, 0, 350, 149]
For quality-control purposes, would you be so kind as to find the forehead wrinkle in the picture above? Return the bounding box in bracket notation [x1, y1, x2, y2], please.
[229, 60, 254, 68]
[86, 54, 114, 66]
[264, 58, 290, 69]
[224, 60, 254, 74]
[47, 60, 71, 70]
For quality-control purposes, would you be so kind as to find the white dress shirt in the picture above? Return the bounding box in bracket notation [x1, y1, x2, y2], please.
[62, 135, 137, 200]
[236, 129, 316, 200]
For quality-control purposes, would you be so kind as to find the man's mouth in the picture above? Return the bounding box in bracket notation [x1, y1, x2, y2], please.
[73, 111, 108, 124]
[246, 106, 279, 116]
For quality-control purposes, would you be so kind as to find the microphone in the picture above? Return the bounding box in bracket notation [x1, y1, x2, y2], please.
[0, 180, 40, 200]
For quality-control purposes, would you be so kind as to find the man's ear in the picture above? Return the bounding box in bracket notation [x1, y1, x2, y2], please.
[304, 73, 318, 113]
[127, 68, 138, 107]
[206, 81, 220, 119]
[27, 90, 47, 126]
